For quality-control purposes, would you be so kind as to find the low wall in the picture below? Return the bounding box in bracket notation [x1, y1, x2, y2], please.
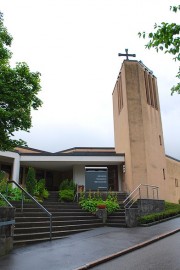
[125, 199, 165, 227]
[137, 199, 165, 216]
[0, 207, 15, 256]
[125, 208, 139, 227]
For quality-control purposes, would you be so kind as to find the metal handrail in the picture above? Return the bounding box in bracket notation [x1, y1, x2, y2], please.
[7, 180, 52, 240]
[0, 192, 14, 208]
[123, 184, 159, 209]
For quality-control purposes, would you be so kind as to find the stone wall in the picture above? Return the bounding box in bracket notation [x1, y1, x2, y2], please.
[0, 207, 15, 256]
[137, 199, 165, 215]
[125, 199, 165, 227]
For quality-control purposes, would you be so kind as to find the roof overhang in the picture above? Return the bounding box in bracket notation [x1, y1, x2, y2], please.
[20, 155, 125, 171]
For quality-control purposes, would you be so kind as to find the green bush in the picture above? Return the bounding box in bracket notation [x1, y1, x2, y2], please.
[26, 167, 37, 196]
[59, 189, 74, 202]
[42, 189, 49, 199]
[34, 179, 49, 200]
[58, 179, 76, 202]
[0, 170, 8, 194]
[138, 201, 180, 224]
[105, 199, 120, 214]
[8, 187, 22, 201]
[0, 199, 7, 207]
[37, 179, 45, 194]
[79, 191, 120, 214]
[0, 171, 15, 200]
[59, 179, 76, 191]
[0, 169, 49, 202]
[80, 198, 102, 213]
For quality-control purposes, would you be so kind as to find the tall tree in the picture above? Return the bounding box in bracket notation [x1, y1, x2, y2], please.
[0, 12, 42, 151]
[138, 5, 180, 95]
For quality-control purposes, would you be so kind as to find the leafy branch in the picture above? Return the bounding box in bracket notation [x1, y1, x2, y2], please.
[138, 5, 180, 95]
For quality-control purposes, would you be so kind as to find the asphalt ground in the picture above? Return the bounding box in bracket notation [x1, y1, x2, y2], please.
[90, 232, 180, 270]
[0, 218, 179, 270]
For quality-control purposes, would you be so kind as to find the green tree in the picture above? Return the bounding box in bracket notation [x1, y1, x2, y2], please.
[26, 167, 37, 196]
[138, 5, 180, 95]
[0, 12, 42, 151]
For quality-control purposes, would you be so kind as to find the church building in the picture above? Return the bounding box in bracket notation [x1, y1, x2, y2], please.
[0, 58, 179, 203]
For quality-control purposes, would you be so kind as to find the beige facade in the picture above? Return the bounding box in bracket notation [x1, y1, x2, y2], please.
[166, 156, 180, 203]
[113, 60, 180, 203]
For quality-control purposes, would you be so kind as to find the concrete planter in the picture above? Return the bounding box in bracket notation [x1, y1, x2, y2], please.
[96, 209, 107, 224]
[0, 207, 15, 256]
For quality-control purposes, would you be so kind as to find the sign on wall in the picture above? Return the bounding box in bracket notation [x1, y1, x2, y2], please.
[85, 167, 108, 191]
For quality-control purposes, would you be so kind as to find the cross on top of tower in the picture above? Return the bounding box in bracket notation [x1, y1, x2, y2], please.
[118, 49, 136, 60]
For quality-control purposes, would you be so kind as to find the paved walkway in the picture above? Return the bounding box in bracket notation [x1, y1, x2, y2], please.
[0, 218, 179, 270]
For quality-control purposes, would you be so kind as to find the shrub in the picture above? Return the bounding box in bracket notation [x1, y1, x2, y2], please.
[79, 192, 120, 214]
[37, 179, 45, 194]
[0, 170, 8, 194]
[8, 187, 22, 201]
[59, 189, 74, 202]
[59, 179, 76, 191]
[0, 200, 7, 207]
[36, 179, 49, 200]
[42, 189, 49, 199]
[34, 179, 49, 200]
[59, 179, 76, 202]
[80, 198, 100, 213]
[105, 199, 119, 214]
[0, 171, 14, 200]
[26, 167, 37, 196]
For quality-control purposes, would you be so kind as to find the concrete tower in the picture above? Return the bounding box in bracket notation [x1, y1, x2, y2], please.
[113, 60, 167, 199]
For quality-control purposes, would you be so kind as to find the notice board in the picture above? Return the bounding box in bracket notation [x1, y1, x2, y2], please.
[85, 168, 108, 191]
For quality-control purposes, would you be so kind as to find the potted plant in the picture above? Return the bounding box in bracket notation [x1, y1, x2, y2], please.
[97, 204, 106, 209]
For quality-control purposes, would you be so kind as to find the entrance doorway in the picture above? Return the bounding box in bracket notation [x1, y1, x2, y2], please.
[45, 171, 54, 191]
[108, 166, 119, 191]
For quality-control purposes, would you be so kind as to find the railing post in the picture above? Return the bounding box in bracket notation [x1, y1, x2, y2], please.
[21, 191, 24, 212]
[50, 215, 52, 240]
[6, 183, 9, 199]
[0, 192, 13, 208]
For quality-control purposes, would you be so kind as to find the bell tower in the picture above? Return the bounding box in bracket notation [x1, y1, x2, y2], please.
[112, 58, 167, 199]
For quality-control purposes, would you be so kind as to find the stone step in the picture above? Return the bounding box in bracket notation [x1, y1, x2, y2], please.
[106, 222, 127, 227]
[11, 201, 80, 207]
[14, 228, 92, 242]
[108, 213, 125, 219]
[14, 236, 66, 246]
[15, 211, 92, 217]
[15, 207, 85, 213]
[15, 215, 99, 222]
[15, 219, 102, 228]
[107, 217, 126, 222]
[14, 222, 102, 234]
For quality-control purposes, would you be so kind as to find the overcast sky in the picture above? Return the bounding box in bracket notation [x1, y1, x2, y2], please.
[1, 0, 180, 159]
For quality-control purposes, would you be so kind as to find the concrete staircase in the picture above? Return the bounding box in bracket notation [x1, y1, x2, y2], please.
[11, 191, 130, 245]
[106, 207, 126, 227]
[106, 192, 128, 227]
[12, 192, 103, 245]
